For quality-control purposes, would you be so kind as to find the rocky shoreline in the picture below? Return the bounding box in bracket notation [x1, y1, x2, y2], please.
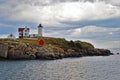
[0, 41, 113, 60]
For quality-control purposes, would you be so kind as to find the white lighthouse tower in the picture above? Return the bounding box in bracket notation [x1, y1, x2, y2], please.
[38, 24, 43, 37]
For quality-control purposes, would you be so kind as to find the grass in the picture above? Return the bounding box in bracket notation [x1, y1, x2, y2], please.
[0, 37, 95, 50]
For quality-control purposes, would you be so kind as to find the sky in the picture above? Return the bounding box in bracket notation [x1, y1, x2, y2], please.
[0, 0, 120, 48]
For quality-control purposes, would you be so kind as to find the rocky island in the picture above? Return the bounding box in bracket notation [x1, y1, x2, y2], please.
[0, 37, 113, 60]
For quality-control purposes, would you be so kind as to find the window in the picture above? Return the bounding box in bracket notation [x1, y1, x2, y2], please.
[25, 33, 27, 35]
[25, 30, 27, 32]
[19, 33, 21, 35]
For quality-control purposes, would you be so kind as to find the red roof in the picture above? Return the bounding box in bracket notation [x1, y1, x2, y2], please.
[18, 28, 30, 32]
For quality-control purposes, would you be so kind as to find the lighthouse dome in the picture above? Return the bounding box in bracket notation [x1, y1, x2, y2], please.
[38, 24, 43, 28]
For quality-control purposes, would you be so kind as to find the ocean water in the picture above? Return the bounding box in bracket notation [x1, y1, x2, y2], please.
[0, 49, 120, 80]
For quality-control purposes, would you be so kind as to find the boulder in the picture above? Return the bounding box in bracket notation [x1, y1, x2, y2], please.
[8, 43, 36, 59]
[0, 43, 8, 58]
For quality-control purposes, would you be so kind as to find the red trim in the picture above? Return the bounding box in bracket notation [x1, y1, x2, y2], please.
[18, 28, 30, 32]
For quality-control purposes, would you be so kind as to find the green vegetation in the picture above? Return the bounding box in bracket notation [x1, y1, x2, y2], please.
[17, 37, 94, 50]
[74, 41, 94, 49]
[0, 37, 94, 50]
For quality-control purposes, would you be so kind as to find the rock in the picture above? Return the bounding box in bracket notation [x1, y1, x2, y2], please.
[0, 40, 113, 60]
[29, 54, 36, 59]
[67, 49, 75, 54]
[35, 46, 65, 59]
[0, 43, 8, 58]
[8, 42, 36, 60]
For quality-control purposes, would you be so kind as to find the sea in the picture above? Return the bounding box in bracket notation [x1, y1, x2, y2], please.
[0, 48, 120, 80]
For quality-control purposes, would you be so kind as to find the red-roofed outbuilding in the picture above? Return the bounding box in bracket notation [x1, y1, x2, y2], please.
[18, 27, 30, 38]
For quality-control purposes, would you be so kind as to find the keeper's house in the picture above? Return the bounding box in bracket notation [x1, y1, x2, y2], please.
[18, 26, 30, 38]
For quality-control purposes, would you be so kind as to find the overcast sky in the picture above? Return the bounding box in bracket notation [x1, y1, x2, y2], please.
[0, 0, 120, 48]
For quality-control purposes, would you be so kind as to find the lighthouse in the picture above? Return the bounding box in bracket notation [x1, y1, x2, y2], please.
[38, 24, 43, 37]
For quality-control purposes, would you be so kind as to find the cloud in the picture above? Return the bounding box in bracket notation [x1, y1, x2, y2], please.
[106, 0, 120, 6]
[70, 26, 120, 40]
[0, 23, 14, 28]
[30, 29, 38, 34]
[0, 0, 120, 27]
[81, 39, 120, 48]
[0, 34, 8, 38]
